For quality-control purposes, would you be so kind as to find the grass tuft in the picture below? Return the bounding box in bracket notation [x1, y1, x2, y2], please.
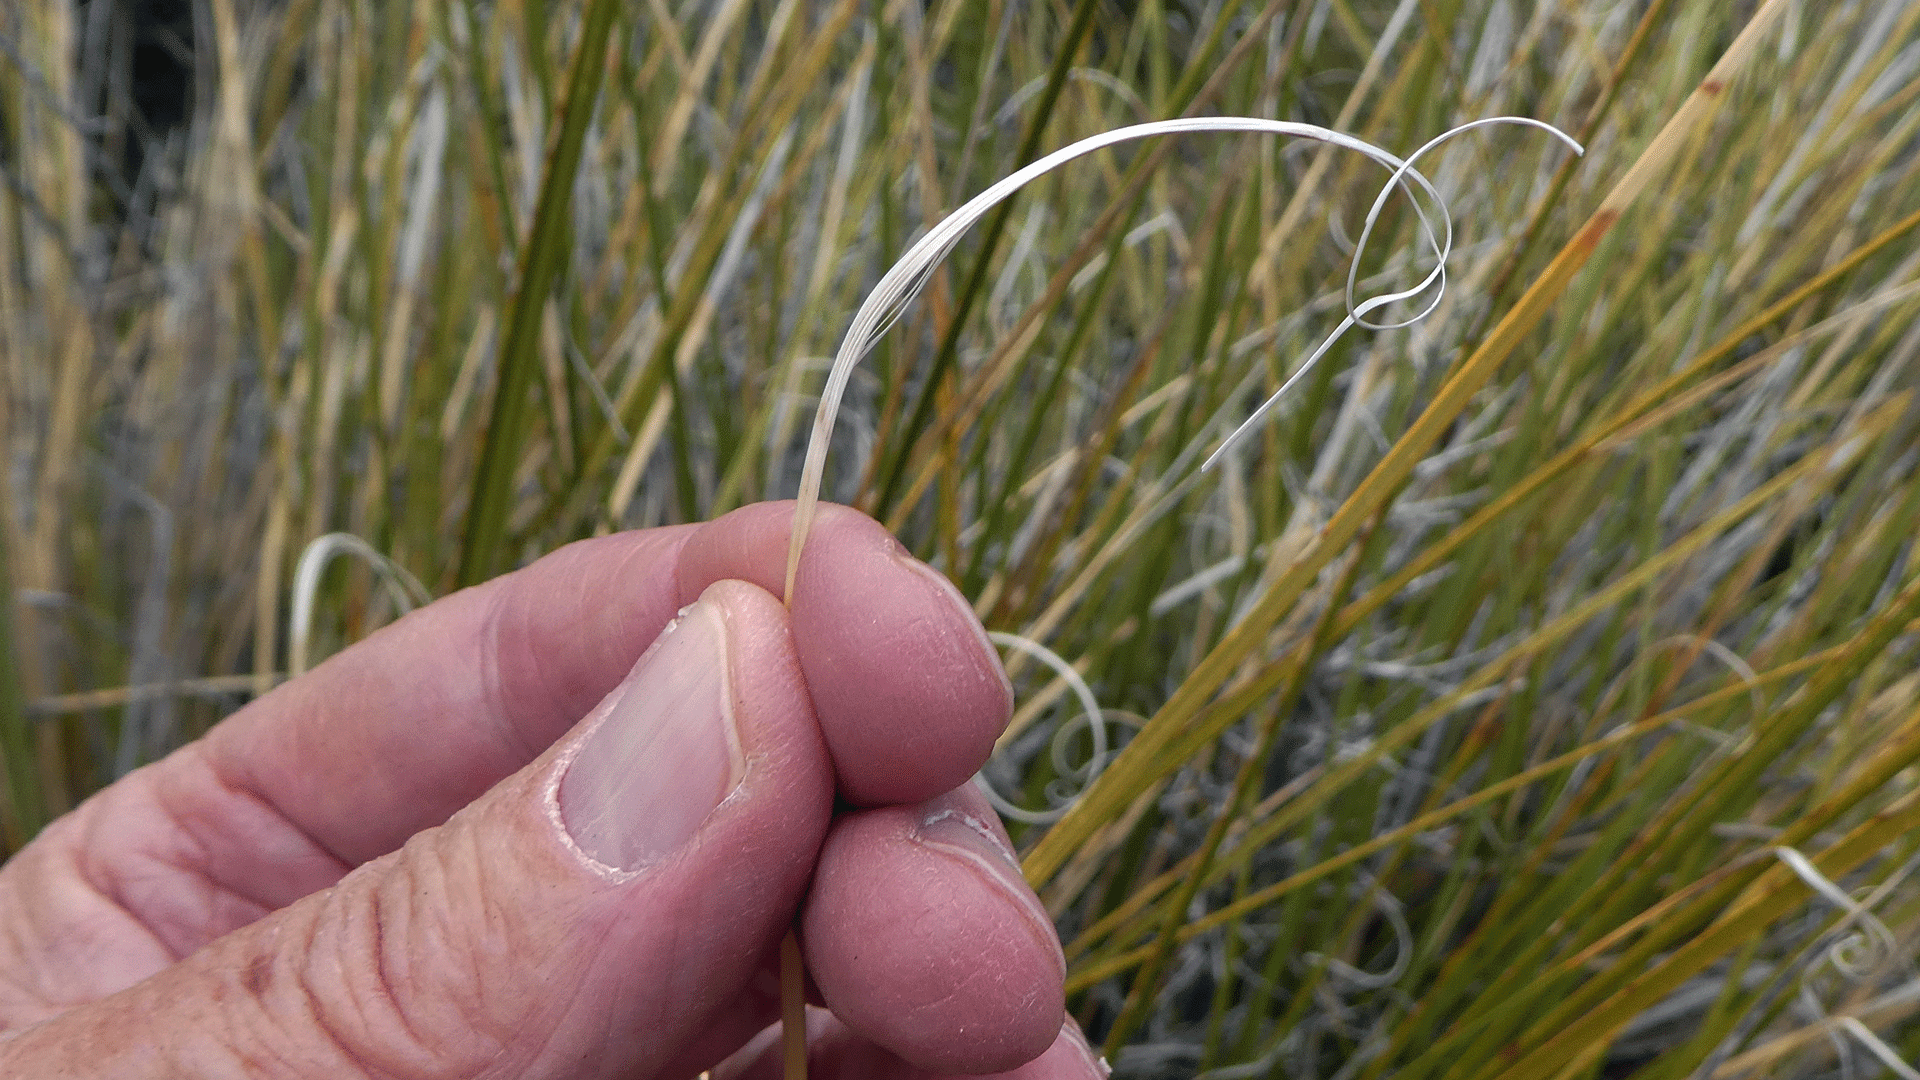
[7, 0, 1920, 1075]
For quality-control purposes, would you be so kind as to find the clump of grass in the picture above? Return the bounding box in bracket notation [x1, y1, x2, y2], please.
[8, 0, 1920, 1076]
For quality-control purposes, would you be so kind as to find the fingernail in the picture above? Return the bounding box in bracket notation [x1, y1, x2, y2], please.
[1059, 1019, 1112, 1077]
[892, 551, 1014, 714]
[557, 601, 743, 873]
[916, 791, 1065, 978]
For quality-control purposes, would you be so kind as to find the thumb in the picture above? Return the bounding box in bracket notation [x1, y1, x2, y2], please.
[2, 580, 834, 1079]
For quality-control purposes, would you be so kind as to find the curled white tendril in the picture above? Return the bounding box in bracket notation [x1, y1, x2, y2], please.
[784, 115, 1582, 597]
[1772, 846, 1902, 978]
[780, 115, 1580, 830]
[976, 630, 1109, 824]
[1203, 116, 1584, 471]
[289, 533, 433, 677]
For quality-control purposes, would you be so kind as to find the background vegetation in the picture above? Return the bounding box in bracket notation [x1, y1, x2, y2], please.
[7, 0, 1920, 1076]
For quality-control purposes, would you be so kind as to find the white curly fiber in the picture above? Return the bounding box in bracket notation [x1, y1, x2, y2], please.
[783, 115, 1581, 598]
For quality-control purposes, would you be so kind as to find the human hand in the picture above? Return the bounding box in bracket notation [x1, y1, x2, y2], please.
[0, 503, 1106, 1079]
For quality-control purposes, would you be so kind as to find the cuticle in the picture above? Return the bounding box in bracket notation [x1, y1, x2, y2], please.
[701, 600, 749, 791]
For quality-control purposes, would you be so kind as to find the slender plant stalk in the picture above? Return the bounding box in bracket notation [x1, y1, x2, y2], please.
[0, 514, 42, 847]
[457, 0, 623, 586]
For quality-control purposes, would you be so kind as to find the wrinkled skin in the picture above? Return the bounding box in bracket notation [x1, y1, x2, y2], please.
[0, 503, 1107, 1080]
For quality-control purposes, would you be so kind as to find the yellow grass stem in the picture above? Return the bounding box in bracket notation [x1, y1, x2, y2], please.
[1025, 0, 1797, 888]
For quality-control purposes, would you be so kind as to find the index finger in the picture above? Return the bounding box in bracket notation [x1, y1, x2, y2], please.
[205, 503, 1008, 865]
[675, 502, 1012, 805]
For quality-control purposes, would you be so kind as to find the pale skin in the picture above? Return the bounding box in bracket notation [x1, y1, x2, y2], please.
[0, 502, 1107, 1079]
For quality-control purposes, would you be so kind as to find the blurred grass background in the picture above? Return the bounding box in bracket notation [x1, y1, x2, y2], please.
[8, 0, 1920, 1075]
